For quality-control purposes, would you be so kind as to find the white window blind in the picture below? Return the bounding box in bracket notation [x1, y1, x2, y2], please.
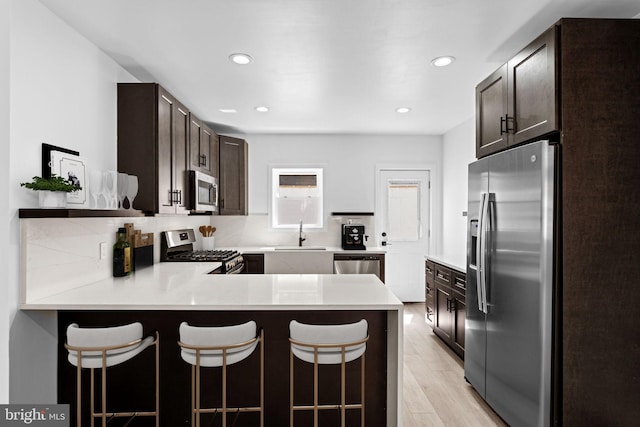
[387, 181, 420, 241]
[272, 168, 323, 228]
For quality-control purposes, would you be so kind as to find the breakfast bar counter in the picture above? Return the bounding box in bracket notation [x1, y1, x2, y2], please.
[21, 265, 403, 426]
[20, 263, 400, 311]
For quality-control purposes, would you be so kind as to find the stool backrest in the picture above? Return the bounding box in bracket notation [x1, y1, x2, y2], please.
[66, 322, 144, 358]
[178, 321, 259, 367]
[289, 319, 368, 364]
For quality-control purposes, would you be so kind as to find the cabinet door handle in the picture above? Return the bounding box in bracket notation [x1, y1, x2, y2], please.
[501, 114, 515, 134]
[506, 114, 514, 133]
[199, 154, 207, 166]
[170, 190, 181, 205]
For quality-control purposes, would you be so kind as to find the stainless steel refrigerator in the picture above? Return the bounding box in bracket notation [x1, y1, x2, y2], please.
[466, 140, 556, 427]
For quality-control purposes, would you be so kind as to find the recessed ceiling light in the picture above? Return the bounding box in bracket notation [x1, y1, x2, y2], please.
[431, 56, 455, 67]
[396, 107, 411, 114]
[229, 53, 252, 65]
[219, 108, 237, 113]
[255, 106, 269, 112]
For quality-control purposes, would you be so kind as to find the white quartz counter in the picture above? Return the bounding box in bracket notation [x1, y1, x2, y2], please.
[20, 263, 402, 311]
[237, 246, 386, 254]
[426, 254, 466, 272]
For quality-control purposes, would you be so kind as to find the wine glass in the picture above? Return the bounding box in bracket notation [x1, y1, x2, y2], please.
[117, 172, 128, 209]
[125, 175, 139, 210]
[103, 171, 118, 209]
[88, 169, 104, 209]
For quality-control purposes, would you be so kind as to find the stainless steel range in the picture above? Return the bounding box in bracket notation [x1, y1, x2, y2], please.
[161, 229, 244, 274]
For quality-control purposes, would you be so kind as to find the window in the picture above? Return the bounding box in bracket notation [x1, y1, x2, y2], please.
[271, 168, 323, 228]
[387, 181, 421, 241]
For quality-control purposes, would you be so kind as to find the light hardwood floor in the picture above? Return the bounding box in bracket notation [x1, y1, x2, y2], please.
[402, 303, 507, 427]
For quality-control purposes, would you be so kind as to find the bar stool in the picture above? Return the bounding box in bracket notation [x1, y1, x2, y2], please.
[178, 321, 264, 427]
[65, 322, 159, 427]
[289, 319, 369, 427]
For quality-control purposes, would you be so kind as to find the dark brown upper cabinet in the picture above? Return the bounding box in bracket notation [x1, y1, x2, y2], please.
[218, 135, 248, 215]
[476, 64, 509, 158]
[189, 113, 219, 178]
[117, 83, 189, 215]
[476, 26, 558, 158]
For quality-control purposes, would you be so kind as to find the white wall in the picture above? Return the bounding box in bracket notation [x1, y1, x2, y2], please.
[220, 133, 443, 250]
[7, 0, 138, 403]
[244, 133, 442, 215]
[441, 117, 475, 267]
[1, 0, 11, 403]
[11, 0, 138, 210]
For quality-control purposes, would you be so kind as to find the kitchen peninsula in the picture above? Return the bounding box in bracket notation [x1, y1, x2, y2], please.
[20, 263, 403, 426]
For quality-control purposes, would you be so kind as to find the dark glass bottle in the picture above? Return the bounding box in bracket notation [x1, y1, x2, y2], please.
[113, 227, 131, 277]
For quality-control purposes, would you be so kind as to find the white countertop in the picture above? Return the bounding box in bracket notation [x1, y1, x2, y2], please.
[21, 263, 402, 311]
[237, 246, 386, 254]
[425, 254, 466, 272]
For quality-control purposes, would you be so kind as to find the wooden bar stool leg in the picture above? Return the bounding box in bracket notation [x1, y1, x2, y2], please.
[190, 365, 195, 427]
[156, 338, 160, 427]
[222, 350, 227, 427]
[290, 348, 294, 427]
[76, 362, 83, 427]
[341, 350, 346, 427]
[260, 329, 264, 427]
[313, 351, 319, 427]
[101, 354, 107, 427]
[261, 340, 264, 427]
[89, 367, 94, 427]
[195, 351, 201, 427]
[361, 354, 366, 427]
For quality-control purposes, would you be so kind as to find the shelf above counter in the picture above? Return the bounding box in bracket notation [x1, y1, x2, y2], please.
[331, 211, 374, 216]
[18, 208, 148, 218]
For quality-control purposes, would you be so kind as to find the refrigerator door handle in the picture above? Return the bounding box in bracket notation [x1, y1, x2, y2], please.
[477, 192, 490, 314]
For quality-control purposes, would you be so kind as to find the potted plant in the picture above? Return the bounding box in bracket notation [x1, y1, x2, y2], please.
[20, 175, 81, 208]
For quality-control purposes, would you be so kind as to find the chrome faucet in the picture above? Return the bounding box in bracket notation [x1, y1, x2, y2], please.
[298, 220, 306, 247]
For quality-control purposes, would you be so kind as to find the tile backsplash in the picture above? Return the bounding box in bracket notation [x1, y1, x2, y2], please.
[20, 214, 376, 302]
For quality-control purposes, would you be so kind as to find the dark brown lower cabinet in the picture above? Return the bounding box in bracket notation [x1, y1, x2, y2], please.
[424, 260, 435, 322]
[430, 260, 465, 359]
[243, 253, 264, 274]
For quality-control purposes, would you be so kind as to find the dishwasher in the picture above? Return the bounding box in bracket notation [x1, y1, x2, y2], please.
[333, 254, 383, 282]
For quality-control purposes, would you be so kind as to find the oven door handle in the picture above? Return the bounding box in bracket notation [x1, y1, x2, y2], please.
[227, 263, 245, 274]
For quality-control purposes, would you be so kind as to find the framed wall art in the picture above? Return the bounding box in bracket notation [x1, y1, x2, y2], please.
[42, 143, 88, 207]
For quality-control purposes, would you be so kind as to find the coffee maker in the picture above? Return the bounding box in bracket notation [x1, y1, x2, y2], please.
[341, 224, 367, 250]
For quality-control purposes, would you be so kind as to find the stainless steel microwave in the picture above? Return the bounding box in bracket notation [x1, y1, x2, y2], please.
[188, 170, 218, 213]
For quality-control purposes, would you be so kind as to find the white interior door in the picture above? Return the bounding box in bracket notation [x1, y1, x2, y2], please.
[377, 169, 430, 302]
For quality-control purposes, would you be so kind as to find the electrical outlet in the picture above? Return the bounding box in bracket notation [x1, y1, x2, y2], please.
[99, 242, 107, 259]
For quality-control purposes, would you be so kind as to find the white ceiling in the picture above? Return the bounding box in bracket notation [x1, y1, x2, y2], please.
[37, 0, 640, 135]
